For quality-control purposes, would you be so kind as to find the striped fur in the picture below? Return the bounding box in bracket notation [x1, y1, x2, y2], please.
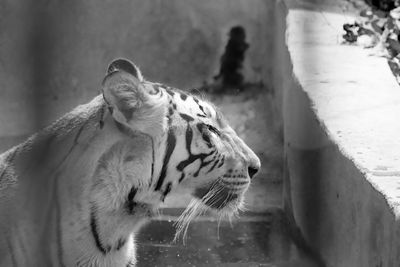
[0, 59, 260, 266]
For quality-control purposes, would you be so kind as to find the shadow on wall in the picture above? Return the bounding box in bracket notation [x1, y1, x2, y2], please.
[213, 26, 249, 91]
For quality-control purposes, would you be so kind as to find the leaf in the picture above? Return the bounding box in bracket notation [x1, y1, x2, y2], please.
[371, 20, 384, 34]
[387, 38, 400, 53]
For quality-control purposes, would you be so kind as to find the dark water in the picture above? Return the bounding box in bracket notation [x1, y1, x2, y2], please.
[137, 209, 319, 267]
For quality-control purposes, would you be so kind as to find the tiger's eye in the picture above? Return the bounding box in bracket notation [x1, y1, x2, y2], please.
[207, 124, 221, 136]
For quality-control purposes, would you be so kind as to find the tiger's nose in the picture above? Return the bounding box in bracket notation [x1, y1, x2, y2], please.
[248, 166, 259, 179]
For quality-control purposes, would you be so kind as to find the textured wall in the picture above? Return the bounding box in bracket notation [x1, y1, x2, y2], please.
[277, 0, 400, 266]
[0, 0, 274, 139]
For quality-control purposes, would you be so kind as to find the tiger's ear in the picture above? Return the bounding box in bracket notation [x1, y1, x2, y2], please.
[106, 58, 143, 81]
[102, 59, 165, 134]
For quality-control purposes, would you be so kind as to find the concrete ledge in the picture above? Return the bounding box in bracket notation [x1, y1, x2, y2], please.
[276, 0, 400, 266]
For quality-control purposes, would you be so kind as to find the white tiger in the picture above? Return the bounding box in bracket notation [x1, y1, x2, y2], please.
[0, 59, 261, 267]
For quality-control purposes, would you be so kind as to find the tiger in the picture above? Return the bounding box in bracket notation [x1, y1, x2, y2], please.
[0, 58, 261, 267]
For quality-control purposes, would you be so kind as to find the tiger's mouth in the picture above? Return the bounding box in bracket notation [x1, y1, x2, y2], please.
[193, 182, 241, 210]
[174, 179, 247, 242]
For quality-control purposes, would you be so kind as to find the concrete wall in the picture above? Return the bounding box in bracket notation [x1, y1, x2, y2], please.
[0, 1, 283, 215]
[276, 0, 400, 266]
[0, 0, 274, 140]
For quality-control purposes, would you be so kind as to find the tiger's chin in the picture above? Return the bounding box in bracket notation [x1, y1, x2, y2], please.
[173, 180, 248, 243]
[195, 186, 242, 211]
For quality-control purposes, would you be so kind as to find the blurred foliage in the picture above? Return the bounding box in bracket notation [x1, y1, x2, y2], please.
[342, 1, 400, 83]
[366, 0, 400, 11]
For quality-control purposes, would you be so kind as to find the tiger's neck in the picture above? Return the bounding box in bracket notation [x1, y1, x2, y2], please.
[1, 96, 165, 266]
[68, 119, 160, 266]
[58, 104, 164, 266]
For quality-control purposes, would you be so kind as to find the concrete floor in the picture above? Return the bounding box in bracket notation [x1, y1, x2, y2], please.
[137, 207, 319, 267]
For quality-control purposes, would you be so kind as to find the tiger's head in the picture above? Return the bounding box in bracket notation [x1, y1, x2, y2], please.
[102, 58, 261, 238]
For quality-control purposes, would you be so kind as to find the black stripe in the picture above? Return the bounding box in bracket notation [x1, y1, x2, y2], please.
[177, 122, 215, 177]
[193, 150, 217, 177]
[197, 123, 212, 147]
[197, 150, 217, 170]
[126, 187, 138, 213]
[149, 137, 155, 188]
[207, 156, 220, 173]
[155, 129, 177, 191]
[115, 238, 126, 251]
[114, 120, 134, 136]
[176, 118, 221, 181]
[176, 149, 215, 174]
[179, 113, 194, 122]
[108, 106, 114, 115]
[179, 173, 185, 183]
[90, 207, 111, 254]
[180, 93, 188, 101]
[168, 107, 174, 116]
[99, 104, 106, 129]
[127, 187, 137, 201]
[161, 182, 172, 201]
[185, 125, 193, 153]
[166, 88, 175, 97]
[196, 123, 206, 133]
[198, 104, 207, 117]
[124, 155, 135, 162]
[202, 151, 218, 168]
[166, 102, 174, 125]
[217, 155, 225, 168]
